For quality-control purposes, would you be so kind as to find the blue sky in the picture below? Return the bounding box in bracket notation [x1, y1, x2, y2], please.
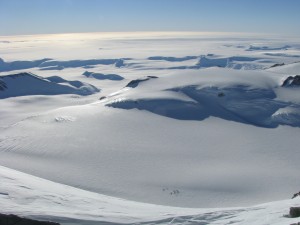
[0, 0, 299, 36]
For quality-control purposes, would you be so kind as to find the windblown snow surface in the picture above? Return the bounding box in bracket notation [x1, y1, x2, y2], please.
[0, 32, 300, 224]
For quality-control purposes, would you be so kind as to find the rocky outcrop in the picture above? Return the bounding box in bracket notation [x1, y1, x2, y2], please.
[270, 63, 285, 68]
[290, 207, 300, 218]
[292, 191, 300, 199]
[282, 75, 300, 87]
[0, 213, 60, 225]
[125, 76, 158, 88]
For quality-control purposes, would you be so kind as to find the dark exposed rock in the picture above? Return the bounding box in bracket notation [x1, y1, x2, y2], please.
[270, 63, 285, 68]
[125, 76, 158, 88]
[292, 191, 300, 199]
[290, 207, 300, 218]
[282, 75, 300, 87]
[147, 76, 158, 79]
[125, 79, 147, 88]
[0, 213, 60, 225]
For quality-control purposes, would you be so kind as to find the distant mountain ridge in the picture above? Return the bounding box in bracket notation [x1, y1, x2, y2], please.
[0, 57, 127, 72]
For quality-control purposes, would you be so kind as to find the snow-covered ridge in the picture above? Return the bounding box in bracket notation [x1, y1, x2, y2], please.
[0, 72, 99, 99]
[107, 69, 300, 128]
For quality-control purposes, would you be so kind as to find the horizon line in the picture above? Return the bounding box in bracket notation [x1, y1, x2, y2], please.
[0, 31, 295, 40]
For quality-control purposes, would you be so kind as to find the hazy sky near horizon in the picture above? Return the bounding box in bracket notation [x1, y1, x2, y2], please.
[0, 0, 299, 36]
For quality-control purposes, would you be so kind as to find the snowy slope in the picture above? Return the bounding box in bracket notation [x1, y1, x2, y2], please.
[1, 165, 300, 225]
